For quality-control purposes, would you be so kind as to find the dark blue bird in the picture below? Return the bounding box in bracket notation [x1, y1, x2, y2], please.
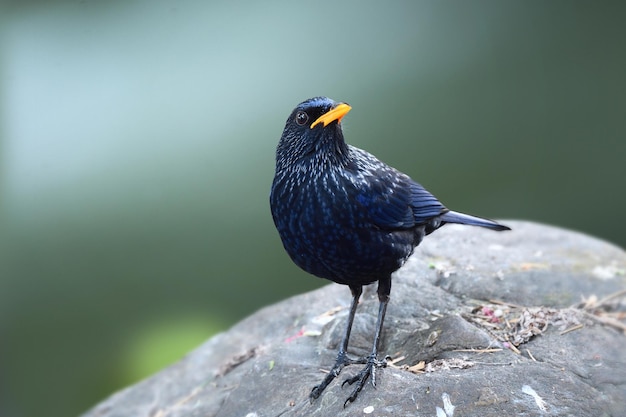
[270, 97, 509, 406]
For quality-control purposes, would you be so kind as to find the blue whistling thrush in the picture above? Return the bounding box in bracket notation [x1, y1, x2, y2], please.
[270, 97, 510, 406]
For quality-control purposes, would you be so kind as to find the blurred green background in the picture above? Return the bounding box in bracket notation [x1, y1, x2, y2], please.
[1, 1, 625, 416]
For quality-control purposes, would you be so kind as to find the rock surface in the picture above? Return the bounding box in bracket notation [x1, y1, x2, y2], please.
[83, 221, 626, 417]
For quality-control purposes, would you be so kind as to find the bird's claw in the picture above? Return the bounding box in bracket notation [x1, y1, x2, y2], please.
[309, 350, 356, 403]
[309, 369, 339, 403]
[341, 355, 388, 406]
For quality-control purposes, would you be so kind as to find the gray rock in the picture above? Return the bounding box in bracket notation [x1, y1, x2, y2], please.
[82, 221, 626, 417]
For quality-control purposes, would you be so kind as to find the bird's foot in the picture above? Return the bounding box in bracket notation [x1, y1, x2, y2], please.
[341, 354, 388, 407]
[309, 350, 361, 402]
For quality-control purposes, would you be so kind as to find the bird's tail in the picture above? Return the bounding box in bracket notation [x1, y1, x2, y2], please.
[440, 210, 510, 231]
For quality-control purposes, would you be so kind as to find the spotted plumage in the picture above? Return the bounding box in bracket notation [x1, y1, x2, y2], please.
[270, 97, 509, 406]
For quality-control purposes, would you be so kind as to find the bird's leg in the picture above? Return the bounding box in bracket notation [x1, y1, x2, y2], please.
[342, 276, 391, 406]
[310, 285, 363, 402]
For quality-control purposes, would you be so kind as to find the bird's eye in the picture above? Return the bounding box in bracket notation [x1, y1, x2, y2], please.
[295, 111, 309, 126]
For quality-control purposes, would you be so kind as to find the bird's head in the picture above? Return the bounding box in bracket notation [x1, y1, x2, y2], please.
[276, 97, 352, 169]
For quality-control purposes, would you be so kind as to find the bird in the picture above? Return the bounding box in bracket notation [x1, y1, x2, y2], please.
[269, 97, 510, 406]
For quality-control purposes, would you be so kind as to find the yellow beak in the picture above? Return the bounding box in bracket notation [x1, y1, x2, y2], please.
[310, 103, 352, 129]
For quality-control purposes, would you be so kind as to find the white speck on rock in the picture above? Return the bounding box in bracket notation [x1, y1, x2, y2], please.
[592, 264, 623, 280]
[435, 393, 455, 417]
[442, 393, 455, 416]
[522, 384, 548, 411]
[363, 405, 374, 414]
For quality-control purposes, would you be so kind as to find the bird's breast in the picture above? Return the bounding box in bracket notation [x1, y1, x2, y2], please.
[270, 167, 416, 284]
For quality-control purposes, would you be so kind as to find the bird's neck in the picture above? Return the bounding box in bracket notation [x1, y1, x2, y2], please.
[276, 133, 350, 173]
[316, 136, 350, 167]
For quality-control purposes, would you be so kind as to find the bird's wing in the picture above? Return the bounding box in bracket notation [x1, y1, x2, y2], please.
[354, 169, 447, 230]
[408, 181, 448, 224]
[347, 148, 447, 230]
